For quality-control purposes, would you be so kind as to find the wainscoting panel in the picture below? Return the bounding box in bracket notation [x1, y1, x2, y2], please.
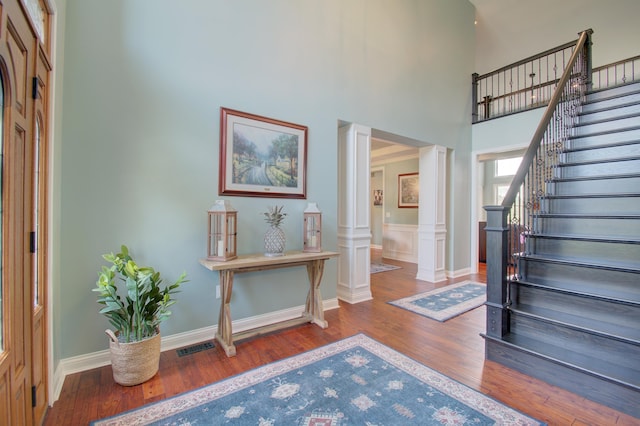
[382, 224, 418, 263]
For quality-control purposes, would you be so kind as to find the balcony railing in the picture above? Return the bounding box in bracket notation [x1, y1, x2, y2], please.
[592, 55, 640, 90]
[472, 31, 592, 123]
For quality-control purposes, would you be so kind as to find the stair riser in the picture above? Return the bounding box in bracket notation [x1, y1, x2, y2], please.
[582, 93, 640, 112]
[528, 238, 640, 264]
[557, 159, 640, 178]
[535, 217, 640, 238]
[574, 116, 640, 136]
[586, 83, 640, 102]
[513, 284, 640, 328]
[563, 143, 640, 162]
[510, 314, 640, 372]
[521, 259, 640, 294]
[567, 128, 640, 148]
[541, 196, 640, 214]
[579, 103, 640, 123]
[548, 176, 640, 195]
[485, 339, 640, 418]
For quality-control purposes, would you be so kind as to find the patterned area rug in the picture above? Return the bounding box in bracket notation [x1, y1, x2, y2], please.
[92, 334, 543, 425]
[389, 280, 486, 322]
[370, 263, 401, 274]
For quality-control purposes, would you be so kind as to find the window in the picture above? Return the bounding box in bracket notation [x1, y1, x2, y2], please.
[494, 184, 510, 205]
[495, 157, 522, 177]
[26, 0, 47, 44]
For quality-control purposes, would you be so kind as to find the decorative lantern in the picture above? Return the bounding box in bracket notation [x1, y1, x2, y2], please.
[303, 202, 322, 253]
[207, 200, 237, 261]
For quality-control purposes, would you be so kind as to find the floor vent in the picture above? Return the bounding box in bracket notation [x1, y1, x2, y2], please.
[176, 341, 215, 357]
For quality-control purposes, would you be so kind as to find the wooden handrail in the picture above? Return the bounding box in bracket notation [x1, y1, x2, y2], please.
[501, 29, 593, 208]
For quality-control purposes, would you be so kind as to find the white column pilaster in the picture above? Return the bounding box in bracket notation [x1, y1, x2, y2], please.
[337, 124, 373, 303]
[417, 145, 447, 282]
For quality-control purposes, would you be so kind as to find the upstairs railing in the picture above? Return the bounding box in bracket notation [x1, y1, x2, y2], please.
[592, 54, 640, 90]
[482, 29, 593, 340]
[472, 32, 592, 123]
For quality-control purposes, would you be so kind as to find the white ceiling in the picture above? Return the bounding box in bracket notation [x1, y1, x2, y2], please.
[371, 138, 418, 165]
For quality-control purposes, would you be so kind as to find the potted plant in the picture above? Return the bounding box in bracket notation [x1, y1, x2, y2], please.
[263, 205, 287, 256]
[93, 245, 188, 386]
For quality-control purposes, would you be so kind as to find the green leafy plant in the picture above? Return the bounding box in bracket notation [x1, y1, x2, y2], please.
[93, 245, 188, 343]
[263, 205, 287, 227]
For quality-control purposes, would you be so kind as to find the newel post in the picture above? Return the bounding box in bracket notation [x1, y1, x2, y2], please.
[483, 205, 510, 338]
[583, 29, 594, 91]
[471, 73, 479, 123]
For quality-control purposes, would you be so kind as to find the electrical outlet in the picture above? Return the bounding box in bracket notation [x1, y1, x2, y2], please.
[216, 285, 220, 299]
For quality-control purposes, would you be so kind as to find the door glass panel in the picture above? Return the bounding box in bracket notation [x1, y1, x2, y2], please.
[26, 0, 46, 44]
[32, 117, 41, 307]
[0, 72, 4, 351]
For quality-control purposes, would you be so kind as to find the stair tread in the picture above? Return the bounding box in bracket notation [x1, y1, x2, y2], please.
[574, 112, 640, 127]
[584, 87, 640, 104]
[579, 100, 640, 116]
[551, 172, 640, 182]
[541, 192, 640, 199]
[534, 212, 640, 218]
[526, 233, 640, 244]
[510, 304, 640, 344]
[501, 333, 640, 388]
[557, 155, 640, 166]
[563, 139, 640, 152]
[514, 278, 640, 303]
[569, 124, 640, 139]
[522, 253, 640, 272]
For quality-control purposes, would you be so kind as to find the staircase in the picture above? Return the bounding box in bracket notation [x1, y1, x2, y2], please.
[483, 82, 640, 418]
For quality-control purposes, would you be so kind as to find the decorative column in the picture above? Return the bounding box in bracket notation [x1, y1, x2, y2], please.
[416, 145, 447, 283]
[337, 123, 373, 303]
[483, 205, 510, 338]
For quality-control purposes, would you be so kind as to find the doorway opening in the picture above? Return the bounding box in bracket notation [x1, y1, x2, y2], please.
[370, 137, 420, 265]
[338, 123, 448, 304]
[471, 147, 526, 270]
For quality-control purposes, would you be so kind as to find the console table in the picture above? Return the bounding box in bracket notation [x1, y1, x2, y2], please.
[199, 250, 339, 357]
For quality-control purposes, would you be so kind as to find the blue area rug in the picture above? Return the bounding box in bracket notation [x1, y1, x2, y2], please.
[389, 281, 486, 322]
[92, 334, 542, 425]
[371, 263, 401, 274]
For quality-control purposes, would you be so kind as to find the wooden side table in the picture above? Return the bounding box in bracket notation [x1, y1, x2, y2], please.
[199, 251, 338, 357]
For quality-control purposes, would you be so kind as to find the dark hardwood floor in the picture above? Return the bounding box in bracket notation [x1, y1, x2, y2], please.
[44, 251, 640, 425]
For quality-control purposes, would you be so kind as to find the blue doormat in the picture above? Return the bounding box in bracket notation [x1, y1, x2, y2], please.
[389, 281, 486, 322]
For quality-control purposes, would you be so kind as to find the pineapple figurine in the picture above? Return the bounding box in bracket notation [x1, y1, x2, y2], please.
[263, 205, 287, 256]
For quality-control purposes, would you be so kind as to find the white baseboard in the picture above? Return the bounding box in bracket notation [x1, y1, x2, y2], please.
[446, 267, 472, 279]
[51, 298, 340, 403]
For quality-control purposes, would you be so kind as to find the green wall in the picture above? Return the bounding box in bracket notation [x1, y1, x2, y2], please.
[370, 170, 383, 246]
[54, 0, 475, 360]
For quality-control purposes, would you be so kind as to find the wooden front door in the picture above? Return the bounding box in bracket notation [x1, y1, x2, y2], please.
[0, 0, 52, 424]
[31, 39, 51, 424]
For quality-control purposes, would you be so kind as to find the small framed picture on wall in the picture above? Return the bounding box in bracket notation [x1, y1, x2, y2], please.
[398, 173, 418, 208]
[373, 189, 383, 206]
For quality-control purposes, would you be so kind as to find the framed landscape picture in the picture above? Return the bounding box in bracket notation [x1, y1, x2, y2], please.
[219, 107, 307, 199]
[398, 172, 419, 208]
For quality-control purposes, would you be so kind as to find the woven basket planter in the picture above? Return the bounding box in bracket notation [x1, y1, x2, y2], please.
[106, 329, 161, 386]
